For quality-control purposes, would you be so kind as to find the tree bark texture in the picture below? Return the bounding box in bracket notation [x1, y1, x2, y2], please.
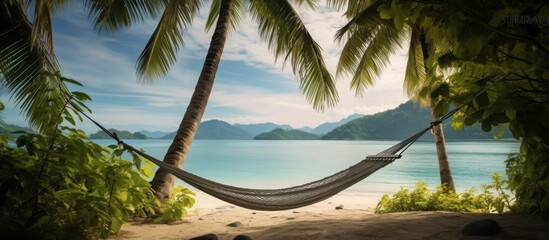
[419, 28, 456, 192]
[430, 99, 456, 192]
[150, 0, 233, 199]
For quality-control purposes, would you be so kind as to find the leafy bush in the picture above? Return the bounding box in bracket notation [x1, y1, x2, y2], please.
[154, 185, 196, 223]
[375, 174, 514, 214]
[0, 104, 195, 239]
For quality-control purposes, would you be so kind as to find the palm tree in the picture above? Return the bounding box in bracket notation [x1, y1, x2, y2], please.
[330, 0, 455, 191]
[146, 0, 339, 199]
[0, 0, 339, 198]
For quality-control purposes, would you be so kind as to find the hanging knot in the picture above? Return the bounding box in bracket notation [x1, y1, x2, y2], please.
[112, 132, 123, 146]
[430, 120, 442, 128]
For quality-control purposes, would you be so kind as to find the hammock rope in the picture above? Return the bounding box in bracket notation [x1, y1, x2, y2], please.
[78, 80, 500, 211]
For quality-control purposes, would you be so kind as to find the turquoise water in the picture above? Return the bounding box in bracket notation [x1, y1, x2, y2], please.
[94, 139, 519, 195]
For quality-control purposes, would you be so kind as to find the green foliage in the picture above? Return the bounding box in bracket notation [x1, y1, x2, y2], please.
[154, 186, 196, 223]
[0, 127, 153, 239]
[343, 0, 548, 218]
[0, 98, 194, 239]
[254, 128, 320, 140]
[376, 174, 514, 214]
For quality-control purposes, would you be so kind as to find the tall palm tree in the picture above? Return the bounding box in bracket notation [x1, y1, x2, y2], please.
[145, 0, 339, 199]
[0, 0, 339, 198]
[330, 0, 455, 191]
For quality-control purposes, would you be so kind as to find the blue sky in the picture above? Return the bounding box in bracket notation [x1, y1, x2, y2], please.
[2, 3, 410, 134]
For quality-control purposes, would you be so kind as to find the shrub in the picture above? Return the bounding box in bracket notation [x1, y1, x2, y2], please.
[375, 174, 514, 214]
[0, 126, 195, 239]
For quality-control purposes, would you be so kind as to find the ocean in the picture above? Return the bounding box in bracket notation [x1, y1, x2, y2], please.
[93, 139, 520, 197]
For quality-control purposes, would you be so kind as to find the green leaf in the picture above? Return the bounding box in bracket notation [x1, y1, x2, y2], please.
[430, 83, 450, 98]
[72, 91, 92, 101]
[62, 78, 83, 86]
[113, 149, 124, 157]
[131, 152, 142, 169]
[142, 164, 153, 177]
[378, 6, 393, 19]
[65, 115, 76, 126]
[16, 135, 27, 148]
[110, 217, 123, 233]
[505, 109, 517, 120]
[466, 36, 483, 56]
[437, 53, 455, 68]
[481, 120, 492, 132]
[394, 12, 404, 29]
[475, 92, 490, 108]
[117, 192, 128, 202]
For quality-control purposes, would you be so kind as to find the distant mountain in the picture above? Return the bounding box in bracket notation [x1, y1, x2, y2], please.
[234, 122, 292, 137]
[196, 120, 251, 139]
[322, 101, 512, 140]
[90, 129, 148, 139]
[298, 126, 314, 132]
[254, 128, 320, 140]
[162, 120, 251, 140]
[0, 124, 35, 136]
[139, 130, 171, 139]
[311, 113, 364, 135]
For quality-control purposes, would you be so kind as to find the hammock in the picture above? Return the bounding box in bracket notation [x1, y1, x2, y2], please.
[81, 79, 497, 211]
[86, 113, 433, 211]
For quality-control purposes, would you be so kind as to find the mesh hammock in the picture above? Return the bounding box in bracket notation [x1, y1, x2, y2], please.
[69, 76, 499, 211]
[81, 86, 485, 211]
[115, 127, 431, 211]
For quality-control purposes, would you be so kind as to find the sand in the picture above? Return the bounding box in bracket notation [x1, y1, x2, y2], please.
[117, 191, 549, 240]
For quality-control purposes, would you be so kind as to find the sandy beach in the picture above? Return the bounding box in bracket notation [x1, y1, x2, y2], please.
[117, 191, 549, 240]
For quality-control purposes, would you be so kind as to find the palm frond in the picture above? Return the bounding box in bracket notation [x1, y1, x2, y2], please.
[335, 1, 407, 96]
[205, 0, 244, 33]
[86, 0, 166, 33]
[136, 0, 202, 82]
[289, 0, 318, 9]
[351, 24, 407, 96]
[403, 26, 426, 97]
[327, 0, 375, 17]
[249, 0, 338, 110]
[335, 2, 385, 78]
[0, 1, 70, 132]
[31, 0, 54, 53]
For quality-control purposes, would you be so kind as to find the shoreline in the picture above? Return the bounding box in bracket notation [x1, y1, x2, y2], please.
[118, 191, 549, 240]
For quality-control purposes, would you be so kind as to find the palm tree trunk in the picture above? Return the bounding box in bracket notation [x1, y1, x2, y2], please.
[418, 28, 456, 192]
[430, 99, 456, 192]
[150, 0, 233, 199]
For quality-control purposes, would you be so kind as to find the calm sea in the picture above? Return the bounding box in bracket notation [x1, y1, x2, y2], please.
[93, 139, 519, 196]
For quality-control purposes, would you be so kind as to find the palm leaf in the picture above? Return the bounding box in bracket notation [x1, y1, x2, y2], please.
[86, 0, 165, 33]
[31, 0, 54, 53]
[0, 1, 71, 132]
[249, 0, 338, 110]
[327, 0, 374, 17]
[335, 1, 407, 96]
[335, 2, 384, 78]
[351, 24, 407, 96]
[136, 0, 203, 82]
[205, 0, 244, 33]
[289, 0, 318, 9]
[403, 27, 426, 97]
